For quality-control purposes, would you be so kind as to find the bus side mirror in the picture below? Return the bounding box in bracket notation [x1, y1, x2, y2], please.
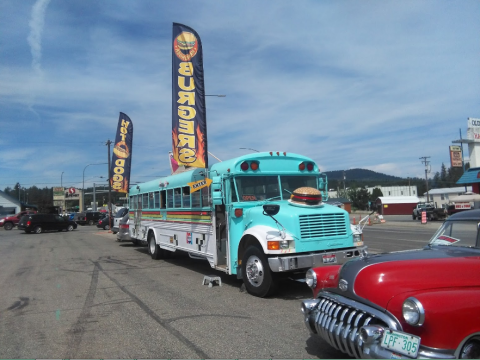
[263, 204, 280, 216]
[211, 176, 223, 206]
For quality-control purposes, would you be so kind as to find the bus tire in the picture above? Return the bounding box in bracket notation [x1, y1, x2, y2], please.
[242, 245, 278, 298]
[148, 233, 161, 260]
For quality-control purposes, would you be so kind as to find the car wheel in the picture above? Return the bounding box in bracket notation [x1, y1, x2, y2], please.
[242, 245, 278, 298]
[412, 214, 416, 220]
[103, 224, 110, 230]
[67, 225, 74, 231]
[88, 220, 94, 225]
[34, 226, 42, 234]
[460, 338, 480, 358]
[4, 222, 13, 230]
[112, 231, 117, 234]
[148, 233, 162, 260]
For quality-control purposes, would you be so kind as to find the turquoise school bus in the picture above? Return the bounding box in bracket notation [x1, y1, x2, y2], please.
[128, 151, 366, 297]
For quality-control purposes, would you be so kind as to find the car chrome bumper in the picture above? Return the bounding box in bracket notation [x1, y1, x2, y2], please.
[268, 246, 367, 272]
[301, 292, 455, 359]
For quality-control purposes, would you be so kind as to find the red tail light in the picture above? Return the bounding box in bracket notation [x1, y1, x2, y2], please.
[27, 221, 31, 226]
[120, 224, 129, 229]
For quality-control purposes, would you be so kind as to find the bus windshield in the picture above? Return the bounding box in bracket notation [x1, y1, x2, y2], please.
[235, 175, 318, 202]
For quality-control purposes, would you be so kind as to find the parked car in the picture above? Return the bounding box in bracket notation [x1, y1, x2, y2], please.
[116, 213, 131, 242]
[97, 215, 113, 230]
[301, 209, 480, 359]
[18, 214, 77, 234]
[112, 207, 129, 234]
[0, 210, 37, 230]
[74, 211, 104, 225]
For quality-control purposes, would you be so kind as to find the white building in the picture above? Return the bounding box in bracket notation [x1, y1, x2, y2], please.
[328, 185, 418, 199]
[366, 185, 418, 197]
[0, 190, 22, 217]
[424, 186, 472, 208]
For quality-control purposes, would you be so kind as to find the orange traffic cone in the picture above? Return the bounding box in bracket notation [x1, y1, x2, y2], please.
[368, 217, 372, 226]
[353, 217, 356, 225]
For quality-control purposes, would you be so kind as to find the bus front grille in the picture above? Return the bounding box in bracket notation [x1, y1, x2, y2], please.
[298, 214, 347, 239]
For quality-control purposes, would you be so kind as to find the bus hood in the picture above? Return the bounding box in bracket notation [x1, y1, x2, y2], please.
[243, 201, 353, 251]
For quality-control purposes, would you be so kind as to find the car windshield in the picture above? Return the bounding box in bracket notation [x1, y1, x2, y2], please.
[234, 175, 317, 202]
[429, 220, 479, 248]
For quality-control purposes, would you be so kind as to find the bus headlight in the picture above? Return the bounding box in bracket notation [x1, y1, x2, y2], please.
[403, 297, 425, 326]
[280, 240, 289, 249]
[305, 269, 317, 289]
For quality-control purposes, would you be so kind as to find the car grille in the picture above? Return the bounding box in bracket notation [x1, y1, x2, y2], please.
[308, 294, 395, 358]
[299, 214, 347, 239]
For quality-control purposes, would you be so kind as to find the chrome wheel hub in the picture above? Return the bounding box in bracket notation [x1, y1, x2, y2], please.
[246, 255, 264, 287]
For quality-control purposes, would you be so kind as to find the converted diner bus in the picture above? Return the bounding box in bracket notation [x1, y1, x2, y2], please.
[128, 151, 366, 297]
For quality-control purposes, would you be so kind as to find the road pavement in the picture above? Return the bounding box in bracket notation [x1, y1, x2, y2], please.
[0, 219, 439, 359]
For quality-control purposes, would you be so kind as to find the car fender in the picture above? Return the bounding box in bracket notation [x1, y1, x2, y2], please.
[387, 287, 480, 350]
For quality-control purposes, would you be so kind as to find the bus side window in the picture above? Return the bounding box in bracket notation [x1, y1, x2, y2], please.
[174, 188, 181, 208]
[160, 190, 166, 209]
[149, 192, 154, 209]
[154, 191, 160, 209]
[182, 186, 191, 208]
[201, 186, 209, 207]
[130, 196, 135, 210]
[167, 189, 173, 208]
[192, 189, 201, 207]
[143, 193, 149, 209]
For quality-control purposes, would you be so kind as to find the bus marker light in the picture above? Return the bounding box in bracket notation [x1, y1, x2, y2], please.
[299, 162, 306, 171]
[250, 162, 259, 171]
[268, 241, 280, 250]
[234, 208, 243, 217]
[307, 162, 314, 171]
[241, 162, 249, 171]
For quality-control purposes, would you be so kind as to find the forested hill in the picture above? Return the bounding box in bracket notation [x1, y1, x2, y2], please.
[324, 168, 403, 182]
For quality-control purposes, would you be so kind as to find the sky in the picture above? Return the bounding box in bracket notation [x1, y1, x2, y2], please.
[1, 0, 479, 192]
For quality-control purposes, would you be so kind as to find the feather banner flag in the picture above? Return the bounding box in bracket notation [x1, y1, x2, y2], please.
[172, 23, 207, 169]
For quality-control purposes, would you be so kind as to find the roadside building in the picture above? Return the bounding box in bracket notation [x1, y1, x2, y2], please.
[366, 185, 418, 197]
[424, 186, 472, 209]
[325, 197, 352, 214]
[0, 190, 22, 217]
[375, 196, 420, 215]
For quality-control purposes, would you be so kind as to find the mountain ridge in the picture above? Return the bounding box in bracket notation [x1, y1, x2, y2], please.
[324, 168, 403, 182]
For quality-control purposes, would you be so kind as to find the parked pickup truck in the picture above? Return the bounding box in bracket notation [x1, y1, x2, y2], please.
[412, 203, 447, 221]
[0, 210, 37, 230]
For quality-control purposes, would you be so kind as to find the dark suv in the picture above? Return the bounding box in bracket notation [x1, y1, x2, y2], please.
[74, 211, 104, 225]
[18, 214, 77, 234]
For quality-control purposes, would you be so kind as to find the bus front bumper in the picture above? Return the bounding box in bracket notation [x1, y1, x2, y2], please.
[267, 246, 367, 272]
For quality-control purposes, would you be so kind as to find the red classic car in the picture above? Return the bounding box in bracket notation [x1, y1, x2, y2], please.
[301, 209, 480, 359]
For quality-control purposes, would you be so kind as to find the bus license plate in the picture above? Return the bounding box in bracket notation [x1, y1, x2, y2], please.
[381, 329, 420, 358]
[322, 254, 337, 264]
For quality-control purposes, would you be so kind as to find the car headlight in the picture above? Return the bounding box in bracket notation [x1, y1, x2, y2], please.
[402, 297, 425, 326]
[305, 269, 317, 289]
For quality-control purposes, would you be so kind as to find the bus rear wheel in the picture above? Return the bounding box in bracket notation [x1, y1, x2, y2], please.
[148, 233, 162, 260]
[242, 245, 278, 298]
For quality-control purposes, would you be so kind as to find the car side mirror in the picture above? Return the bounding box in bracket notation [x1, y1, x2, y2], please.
[263, 204, 280, 216]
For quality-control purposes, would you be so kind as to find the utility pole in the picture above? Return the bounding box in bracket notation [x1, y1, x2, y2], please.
[106, 139, 112, 230]
[420, 156, 431, 202]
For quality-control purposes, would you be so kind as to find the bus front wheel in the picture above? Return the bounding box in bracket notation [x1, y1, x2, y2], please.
[242, 246, 278, 298]
[148, 233, 162, 260]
